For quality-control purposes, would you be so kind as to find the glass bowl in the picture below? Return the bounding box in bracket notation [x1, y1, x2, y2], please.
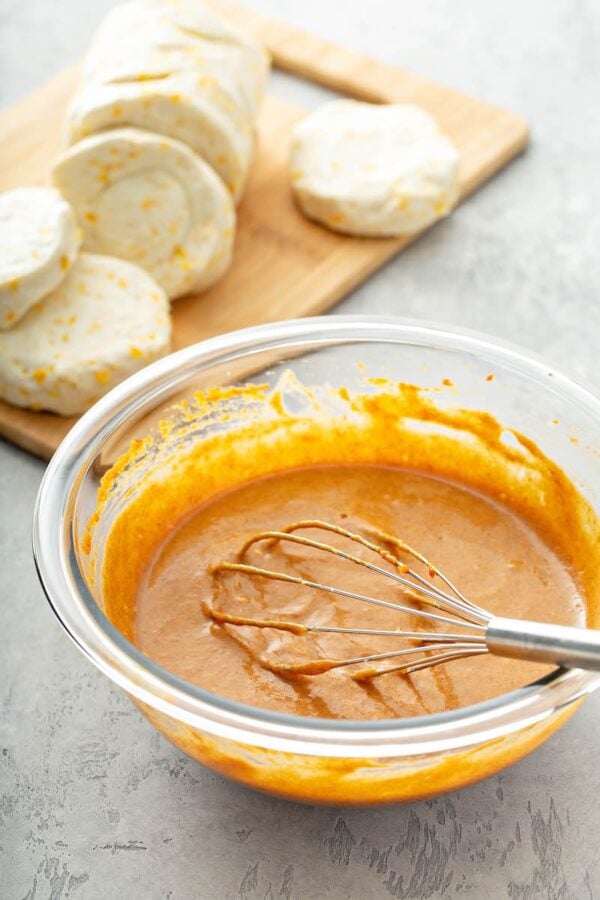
[33, 316, 600, 805]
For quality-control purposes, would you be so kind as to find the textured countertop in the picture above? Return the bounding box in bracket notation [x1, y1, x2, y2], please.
[2, 1, 600, 897]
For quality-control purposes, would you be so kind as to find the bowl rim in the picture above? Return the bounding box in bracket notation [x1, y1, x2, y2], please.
[32, 315, 600, 758]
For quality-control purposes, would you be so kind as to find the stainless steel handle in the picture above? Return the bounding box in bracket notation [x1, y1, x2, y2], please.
[486, 616, 600, 671]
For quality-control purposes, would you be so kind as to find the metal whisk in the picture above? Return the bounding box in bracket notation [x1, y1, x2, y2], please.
[204, 520, 600, 680]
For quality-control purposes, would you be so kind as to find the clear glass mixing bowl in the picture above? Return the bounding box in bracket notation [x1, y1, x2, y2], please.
[33, 317, 600, 805]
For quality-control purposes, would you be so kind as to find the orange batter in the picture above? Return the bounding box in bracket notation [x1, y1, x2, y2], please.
[91, 375, 600, 726]
[135, 464, 584, 718]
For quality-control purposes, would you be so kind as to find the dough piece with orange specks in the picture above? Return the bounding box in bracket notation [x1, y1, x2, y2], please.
[0, 187, 81, 330]
[52, 128, 235, 300]
[290, 100, 459, 236]
[81, 0, 269, 123]
[0, 253, 170, 415]
[65, 0, 269, 201]
[65, 72, 254, 202]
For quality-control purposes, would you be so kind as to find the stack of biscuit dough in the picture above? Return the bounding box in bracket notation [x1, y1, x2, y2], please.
[55, 0, 269, 299]
[65, 0, 268, 201]
[0, 0, 269, 416]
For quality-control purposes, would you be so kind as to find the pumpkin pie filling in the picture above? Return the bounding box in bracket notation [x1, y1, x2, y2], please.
[94, 376, 600, 723]
[134, 462, 585, 718]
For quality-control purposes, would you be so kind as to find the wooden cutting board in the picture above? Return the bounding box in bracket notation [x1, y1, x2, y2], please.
[0, 0, 528, 460]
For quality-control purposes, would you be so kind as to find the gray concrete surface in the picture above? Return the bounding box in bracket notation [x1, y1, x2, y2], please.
[1, 1, 600, 897]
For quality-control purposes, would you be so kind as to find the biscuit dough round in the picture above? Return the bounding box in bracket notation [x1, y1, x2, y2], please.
[66, 73, 254, 201]
[0, 253, 170, 416]
[82, 0, 269, 120]
[290, 101, 459, 236]
[0, 187, 81, 330]
[53, 128, 235, 299]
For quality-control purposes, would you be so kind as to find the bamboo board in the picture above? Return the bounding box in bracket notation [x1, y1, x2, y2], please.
[0, 0, 528, 459]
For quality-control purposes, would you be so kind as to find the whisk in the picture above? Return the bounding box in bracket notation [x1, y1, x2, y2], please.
[204, 520, 600, 680]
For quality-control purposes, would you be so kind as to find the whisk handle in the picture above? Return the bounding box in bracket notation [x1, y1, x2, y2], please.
[486, 617, 600, 671]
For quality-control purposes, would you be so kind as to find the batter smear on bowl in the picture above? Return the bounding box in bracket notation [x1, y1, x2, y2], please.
[94, 374, 598, 722]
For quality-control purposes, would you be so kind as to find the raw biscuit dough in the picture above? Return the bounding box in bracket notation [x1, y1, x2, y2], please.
[82, 0, 269, 120]
[290, 100, 459, 236]
[53, 128, 235, 299]
[0, 187, 81, 330]
[66, 72, 253, 201]
[66, 0, 269, 200]
[0, 253, 170, 415]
